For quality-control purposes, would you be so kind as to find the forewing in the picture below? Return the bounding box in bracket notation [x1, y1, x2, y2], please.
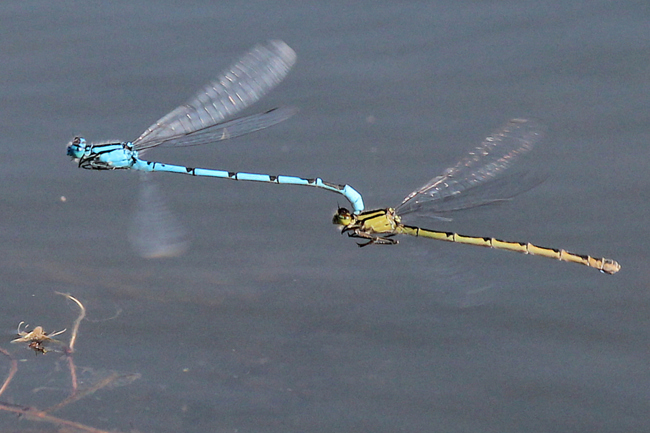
[138, 106, 297, 149]
[396, 119, 545, 216]
[133, 40, 296, 150]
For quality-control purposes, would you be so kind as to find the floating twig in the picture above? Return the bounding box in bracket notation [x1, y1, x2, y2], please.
[1, 292, 134, 433]
[0, 347, 17, 398]
[55, 291, 86, 353]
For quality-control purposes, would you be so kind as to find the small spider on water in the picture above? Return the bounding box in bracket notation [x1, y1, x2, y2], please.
[11, 321, 66, 354]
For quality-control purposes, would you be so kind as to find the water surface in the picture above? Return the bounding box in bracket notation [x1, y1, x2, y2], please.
[1, 1, 648, 432]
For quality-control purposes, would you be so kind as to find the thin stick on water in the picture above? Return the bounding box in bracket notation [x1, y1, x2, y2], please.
[54, 291, 87, 397]
[0, 347, 17, 398]
[55, 291, 86, 353]
[46, 371, 126, 413]
[1, 292, 132, 433]
[0, 401, 115, 433]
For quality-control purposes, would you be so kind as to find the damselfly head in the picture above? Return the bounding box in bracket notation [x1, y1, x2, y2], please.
[67, 136, 88, 159]
[332, 207, 354, 227]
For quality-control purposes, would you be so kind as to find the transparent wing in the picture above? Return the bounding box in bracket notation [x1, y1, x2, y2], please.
[133, 40, 296, 151]
[138, 106, 296, 150]
[396, 118, 545, 216]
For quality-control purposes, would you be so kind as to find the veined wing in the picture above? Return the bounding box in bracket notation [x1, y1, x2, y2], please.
[396, 118, 545, 216]
[137, 106, 297, 149]
[133, 40, 296, 151]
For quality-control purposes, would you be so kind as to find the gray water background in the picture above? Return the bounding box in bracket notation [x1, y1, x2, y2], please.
[1, 1, 648, 432]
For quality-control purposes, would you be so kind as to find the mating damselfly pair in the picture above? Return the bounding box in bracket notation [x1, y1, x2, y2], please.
[67, 40, 620, 274]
